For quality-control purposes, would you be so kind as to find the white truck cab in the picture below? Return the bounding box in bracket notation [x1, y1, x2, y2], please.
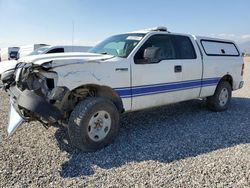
[0, 27, 244, 151]
[0, 47, 20, 61]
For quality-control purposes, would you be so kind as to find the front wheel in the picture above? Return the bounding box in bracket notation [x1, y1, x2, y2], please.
[207, 80, 232, 112]
[68, 97, 120, 152]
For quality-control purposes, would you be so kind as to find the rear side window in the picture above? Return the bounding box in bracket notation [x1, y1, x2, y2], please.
[46, 48, 64, 54]
[201, 40, 239, 56]
[173, 35, 197, 59]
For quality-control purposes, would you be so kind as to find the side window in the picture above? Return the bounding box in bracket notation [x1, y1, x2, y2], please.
[173, 35, 196, 59]
[134, 35, 176, 63]
[46, 48, 64, 54]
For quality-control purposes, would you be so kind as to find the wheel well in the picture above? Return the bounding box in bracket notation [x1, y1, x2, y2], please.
[71, 84, 124, 113]
[220, 75, 233, 87]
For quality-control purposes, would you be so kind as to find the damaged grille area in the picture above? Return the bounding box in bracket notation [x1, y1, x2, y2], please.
[8, 62, 94, 126]
[9, 63, 68, 124]
[17, 64, 58, 98]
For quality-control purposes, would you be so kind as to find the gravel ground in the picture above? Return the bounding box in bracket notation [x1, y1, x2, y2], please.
[0, 61, 250, 187]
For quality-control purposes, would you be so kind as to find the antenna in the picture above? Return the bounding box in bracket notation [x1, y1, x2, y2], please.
[72, 21, 75, 48]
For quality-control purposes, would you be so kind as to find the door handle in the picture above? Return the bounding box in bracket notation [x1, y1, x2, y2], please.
[115, 68, 128, 72]
[174, 65, 182, 73]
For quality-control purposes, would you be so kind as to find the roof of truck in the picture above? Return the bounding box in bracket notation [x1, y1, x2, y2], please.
[195, 36, 236, 43]
[128, 26, 237, 44]
[132, 26, 169, 33]
[129, 26, 170, 34]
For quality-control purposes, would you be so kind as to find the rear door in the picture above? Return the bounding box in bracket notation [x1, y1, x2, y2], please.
[174, 35, 203, 100]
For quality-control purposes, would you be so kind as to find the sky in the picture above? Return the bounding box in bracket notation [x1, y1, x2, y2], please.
[0, 0, 250, 48]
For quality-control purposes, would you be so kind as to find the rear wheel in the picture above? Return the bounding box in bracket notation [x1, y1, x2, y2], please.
[207, 80, 232, 111]
[68, 97, 120, 151]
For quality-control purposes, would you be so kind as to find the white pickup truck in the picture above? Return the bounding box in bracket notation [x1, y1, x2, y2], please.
[0, 27, 244, 151]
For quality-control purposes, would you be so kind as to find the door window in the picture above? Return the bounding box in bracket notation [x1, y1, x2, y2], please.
[134, 35, 176, 64]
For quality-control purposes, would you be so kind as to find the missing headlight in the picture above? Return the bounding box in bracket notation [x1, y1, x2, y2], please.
[46, 78, 55, 90]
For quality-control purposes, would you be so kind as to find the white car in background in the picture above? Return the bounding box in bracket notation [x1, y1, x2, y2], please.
[18, 44, 48, 59]
[28, 45, 92, 56]
[0, 27, 244, 152]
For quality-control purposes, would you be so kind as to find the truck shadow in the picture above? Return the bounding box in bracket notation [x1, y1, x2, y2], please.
[55, 97, 250, 177]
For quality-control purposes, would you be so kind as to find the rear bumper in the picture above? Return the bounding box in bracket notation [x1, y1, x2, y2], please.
[233, 80, 244, 90]
[239, 81, 244, 89]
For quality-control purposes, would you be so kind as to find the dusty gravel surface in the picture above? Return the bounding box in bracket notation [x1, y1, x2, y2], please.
[0, 60, 250, 188]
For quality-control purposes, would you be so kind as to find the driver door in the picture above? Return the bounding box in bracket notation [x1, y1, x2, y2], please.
[131, 34, 183, 110]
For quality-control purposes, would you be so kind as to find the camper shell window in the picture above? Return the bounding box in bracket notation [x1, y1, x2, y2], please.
[201, 40, 240, 57]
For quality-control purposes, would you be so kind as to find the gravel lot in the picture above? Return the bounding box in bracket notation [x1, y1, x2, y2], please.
[0, 60, 250, 187]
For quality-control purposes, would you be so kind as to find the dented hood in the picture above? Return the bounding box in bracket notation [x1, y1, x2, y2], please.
[18, 52, 114, 66]
[0, 52, 114, 76]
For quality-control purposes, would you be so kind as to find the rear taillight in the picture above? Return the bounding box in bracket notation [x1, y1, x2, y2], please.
[241, 64, 244, 76]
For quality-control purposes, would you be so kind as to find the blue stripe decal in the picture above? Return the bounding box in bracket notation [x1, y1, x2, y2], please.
[115, 77, 220, 98]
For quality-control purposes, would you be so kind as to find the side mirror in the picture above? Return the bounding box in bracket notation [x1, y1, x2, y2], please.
[143, 47, 161, 63]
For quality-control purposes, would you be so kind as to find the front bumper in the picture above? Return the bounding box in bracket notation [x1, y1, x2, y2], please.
[8, 103, 25, 136]
[7, 86, 63, 135]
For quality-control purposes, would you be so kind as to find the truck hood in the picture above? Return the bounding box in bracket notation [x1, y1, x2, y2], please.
[18, 52, 114, 66]
[0, 52, 114, 75]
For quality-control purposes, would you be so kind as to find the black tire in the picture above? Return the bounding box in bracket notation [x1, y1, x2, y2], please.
[68, 97, 120, 152]
[207, 80, 232, 112]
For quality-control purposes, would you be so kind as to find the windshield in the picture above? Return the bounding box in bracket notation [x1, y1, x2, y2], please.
[89, 33, 145, 58]
[29, 47, 50, 56]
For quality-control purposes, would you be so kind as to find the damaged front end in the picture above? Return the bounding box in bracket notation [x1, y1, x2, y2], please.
[3, 62, 73, 135]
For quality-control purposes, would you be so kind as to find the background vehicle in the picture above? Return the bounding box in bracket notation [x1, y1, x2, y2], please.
[0, 47, 20, 61]
[18, 44, 48, 58]
[28, 45, 92, 56]
[0, 27, 244, 152]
